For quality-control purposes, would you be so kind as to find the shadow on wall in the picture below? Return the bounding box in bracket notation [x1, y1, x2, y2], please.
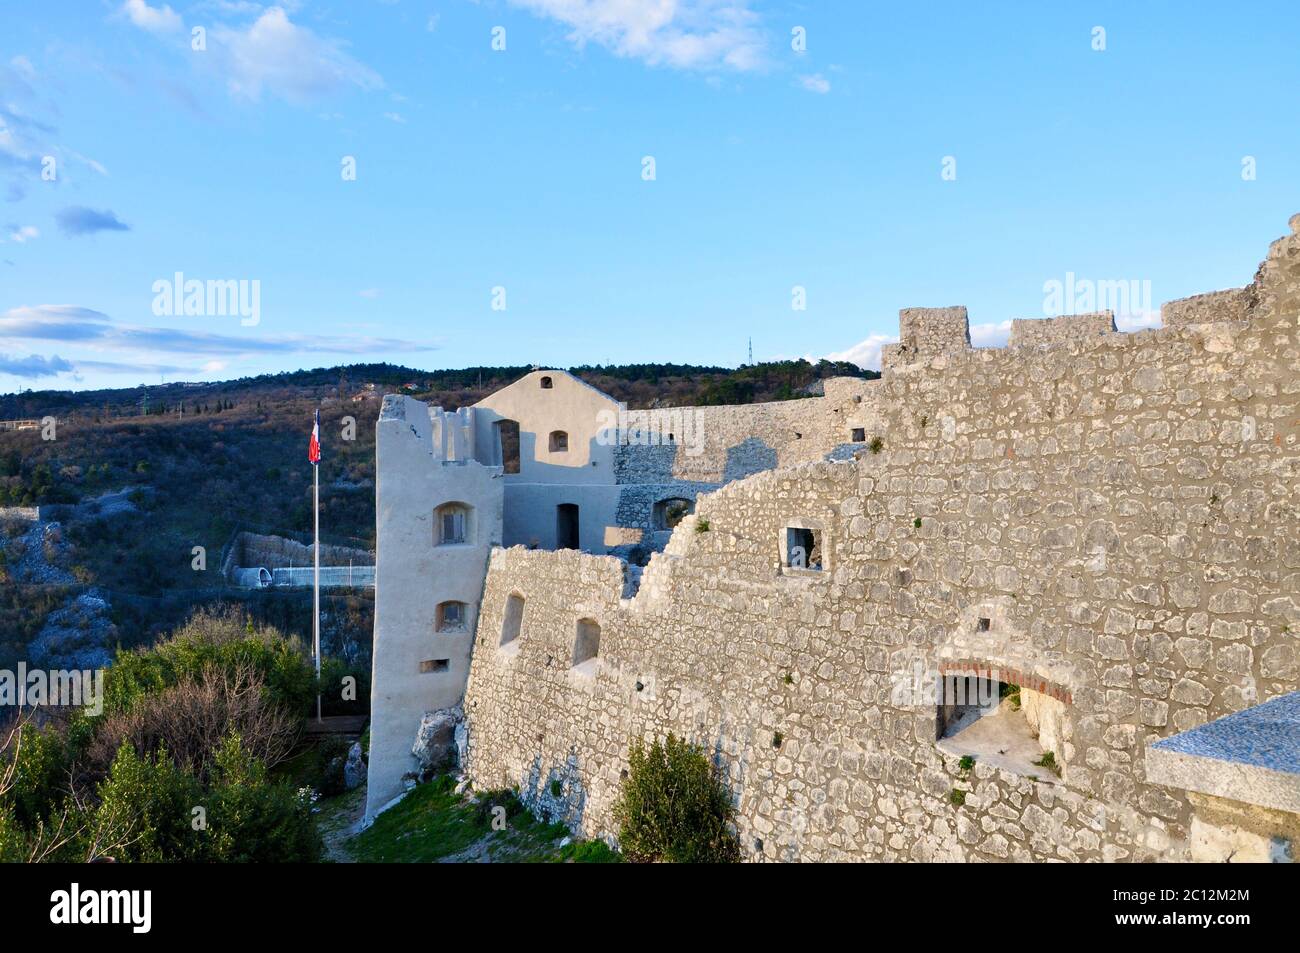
[614, 441, 678, 482]
[520, 751, 589, 833]
[722, 437, 779, 482]
[707, 727, 800, 863]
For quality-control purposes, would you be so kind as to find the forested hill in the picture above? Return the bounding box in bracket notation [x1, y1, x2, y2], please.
[0, 357, 874, 420]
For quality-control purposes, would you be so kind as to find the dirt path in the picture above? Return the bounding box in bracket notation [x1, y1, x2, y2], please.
[317, 786, 367, 863]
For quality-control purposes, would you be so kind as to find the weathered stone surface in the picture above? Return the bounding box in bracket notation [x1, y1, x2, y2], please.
[344, 742, 367, 790]
[373, 214, 1300, 860]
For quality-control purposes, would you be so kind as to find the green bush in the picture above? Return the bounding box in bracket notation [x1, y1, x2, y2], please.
[91, 742, 205, 862]
[613, 733, 740, 863]
[200, 735, 322, 862]
[104, 608, 315, 717]
[89, 734, 321, 863]
[6, 725, 70, 827]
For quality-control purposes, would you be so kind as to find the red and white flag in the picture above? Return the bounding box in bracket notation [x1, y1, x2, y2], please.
[308, 409, 321, 465]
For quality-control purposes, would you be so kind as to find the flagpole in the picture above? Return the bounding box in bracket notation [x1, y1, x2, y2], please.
[313, 416, 322, 724]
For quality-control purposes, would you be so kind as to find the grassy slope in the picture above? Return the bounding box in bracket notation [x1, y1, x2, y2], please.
[336, 775, 619, 864]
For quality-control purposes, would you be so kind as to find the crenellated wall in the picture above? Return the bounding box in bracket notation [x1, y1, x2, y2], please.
[1009, 311, 1117, 348]
[460, 214, 1300, 861]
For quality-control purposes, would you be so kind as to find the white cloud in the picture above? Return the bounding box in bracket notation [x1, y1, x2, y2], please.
[358, 288, 381, 298]
[69, 150, 109, 176]
[3, 225, 39, 244]
[1117, 310, 1161, 332]
[969, 320, 1012, 348]
[824, 333, 897, 372]
[510, 0, 768, 71]
[121, 0, 184, 34]
[798, 73, 830, 94]
[211, 7, 383, 104]
[382, 112, 406, 124]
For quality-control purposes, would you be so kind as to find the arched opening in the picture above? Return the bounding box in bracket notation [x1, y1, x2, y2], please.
[548, 430, 569, 452]
[436, 600, 468, 632]
[494, 418, 520, 474]
[573, 618, 600, 675]
[653, 497, 694, 530]
[935, 663, 1069, 782]
[539, 376, 553, 389]
[435, 502, 471, 545]
[556, 503, 580, 549]
[500, 593, 524, 648]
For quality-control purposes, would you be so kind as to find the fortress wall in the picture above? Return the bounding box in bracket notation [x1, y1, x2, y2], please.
[1009, 311, 1118, 348]
[229, 531, 372, 572]
[620, 398, 831, 484]
[461, 217, 1300, 860]
[1161, 288, 1253, 328]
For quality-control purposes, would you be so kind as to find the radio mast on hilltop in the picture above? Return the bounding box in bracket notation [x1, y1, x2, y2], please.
[748, 337, 753, 365]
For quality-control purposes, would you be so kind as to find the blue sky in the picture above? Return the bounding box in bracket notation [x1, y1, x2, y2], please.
[1, 1, 1297, 392]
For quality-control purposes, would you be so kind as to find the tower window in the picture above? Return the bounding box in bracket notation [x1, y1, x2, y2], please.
[437, 601, 467, 631]
[435, 503, 470, 545]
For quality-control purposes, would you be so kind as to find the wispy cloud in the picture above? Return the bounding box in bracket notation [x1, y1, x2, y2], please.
[209, 7, 383, 104]
[0, 352, 74, 379]
[798, 73, 830, 94]
[0, 304, 438, 358]
[510, 0, 768, 72]
[382, 111, 406, 124]
[358, 288, 381, 299]
[56, 206, 131, 236]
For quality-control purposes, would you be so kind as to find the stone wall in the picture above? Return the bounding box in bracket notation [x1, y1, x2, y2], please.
[1161, 288, 1253, 328]
[881, 306, 971, 373]
[225, 531, 372, 576]
[461, 214, 1300, 861]
[1009, 311, 1117, 348]
[0, 505, 45, 523]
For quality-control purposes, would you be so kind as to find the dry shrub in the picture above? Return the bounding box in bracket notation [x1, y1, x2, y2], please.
[82, 663, 300, 785]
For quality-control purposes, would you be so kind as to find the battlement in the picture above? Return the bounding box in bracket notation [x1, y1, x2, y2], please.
[1160, 287, 1253, 328]
[880, 306, 971, 373]
[1009, 310, 1117, 348]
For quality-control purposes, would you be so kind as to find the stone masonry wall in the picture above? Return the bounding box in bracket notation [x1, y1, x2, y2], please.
[1162, 288, 1253, 328]
[460, 215, 1300, 861]
[1009, 311, 1117, 348]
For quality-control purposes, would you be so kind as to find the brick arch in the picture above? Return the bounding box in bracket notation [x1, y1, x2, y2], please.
[932, 599, 1083, 704]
